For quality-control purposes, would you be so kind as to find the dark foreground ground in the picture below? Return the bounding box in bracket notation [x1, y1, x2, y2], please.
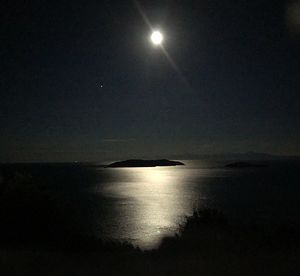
[0, 163, 299, 275]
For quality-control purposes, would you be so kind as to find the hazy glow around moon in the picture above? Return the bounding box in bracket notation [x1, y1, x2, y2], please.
[151, 31, 163, 45]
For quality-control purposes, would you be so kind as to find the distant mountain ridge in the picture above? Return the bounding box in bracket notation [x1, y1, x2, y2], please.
[165, 151, 300, 160]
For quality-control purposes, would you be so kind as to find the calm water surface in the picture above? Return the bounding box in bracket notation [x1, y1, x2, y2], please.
[76, 160, 300, 249]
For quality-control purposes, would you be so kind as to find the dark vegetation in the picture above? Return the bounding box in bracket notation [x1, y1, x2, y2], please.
[106, 159, 185, 167]
[0, 164, 299, 275]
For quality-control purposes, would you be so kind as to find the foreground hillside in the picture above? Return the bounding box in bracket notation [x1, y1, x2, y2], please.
[0, 208, 299, 275]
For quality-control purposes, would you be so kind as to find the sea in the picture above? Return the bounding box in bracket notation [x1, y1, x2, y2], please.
[61, 160, 300, 249]
[2, 159, 300, 249]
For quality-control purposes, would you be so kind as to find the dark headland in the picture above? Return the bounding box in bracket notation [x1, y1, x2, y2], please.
[106, 159, 184, 168]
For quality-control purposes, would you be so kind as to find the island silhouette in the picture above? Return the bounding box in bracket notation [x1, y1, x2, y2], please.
[105, 159, 185, 168]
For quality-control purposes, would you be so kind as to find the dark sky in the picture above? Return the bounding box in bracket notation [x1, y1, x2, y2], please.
[1, 0, 300, 162]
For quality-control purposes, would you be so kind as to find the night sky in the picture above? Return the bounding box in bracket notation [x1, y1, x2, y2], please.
[1, 0, 300, 162]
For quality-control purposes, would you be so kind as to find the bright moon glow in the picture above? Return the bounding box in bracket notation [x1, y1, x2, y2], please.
[151, 31, 163, 45]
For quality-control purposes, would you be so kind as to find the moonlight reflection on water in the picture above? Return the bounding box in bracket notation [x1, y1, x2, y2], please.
[96, 166, 206, 249]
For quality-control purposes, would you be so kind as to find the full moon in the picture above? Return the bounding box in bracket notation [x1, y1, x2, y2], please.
[151, 31, 163, 45]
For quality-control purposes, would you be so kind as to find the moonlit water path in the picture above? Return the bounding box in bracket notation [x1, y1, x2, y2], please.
[92, 162, 226, 249]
